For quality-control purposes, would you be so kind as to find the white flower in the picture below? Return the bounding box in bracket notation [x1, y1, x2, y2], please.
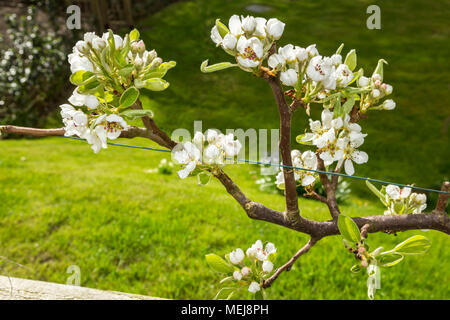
[268, 53, 285, 69]
[386, 185, 401, 200]
[253, 17, 267, 37]
[248, 281, 260, 293]
[83, 32, 96, 44]
[204, 144, 222, 164]
[229, 248, 245, 265]
[371, 89, 381, 98]
[233, 270, 243, 281]
[280, 69, 298, 86]
[75, 40, 89, 53]
[92, 37, 106, 50]
[335, 64, 354, 87]
[102, 32, 123, 49]
[85, 125, 107, 154]
[266, 18, 285, 40]
[241, 15, 256, 33]
[221, 133, 241, 157]
[330, 54, 342, 66]
[358, 76, 370, 87]
[305, 44, 319, 58]
[228, 15, 243, 36]
[294, 46, 308, 62]
[401, 187, 412, 199]
[262, 260, 274, 273]
[278, 44, 296, 62]
[210, 26, 222, 45]
[344, 150, 368, 176]
[306, 56, 333, 82]
[60, 104, 89, 139]
[68, 54, 93, 73]
[222, 33, 237, 50]
[172, 142, 201, 179]
[410, 193, 427, 213]
[383, 99, 396, 110]
[192, 131, 204, 149]
[236, 36, 263, 68]
[94, 114, 129, 140]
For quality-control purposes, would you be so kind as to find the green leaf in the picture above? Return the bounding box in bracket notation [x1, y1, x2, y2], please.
[143, 61, 176, 79]
[70, 70, 95, 85]
[392, 235, 432, 255]
[344, 49, 357, 71]
[295, 134, 313, 145]
[372, 59, 388, 81]
[78, 81, 101, 94]
[197, 172, 212, 186]
[119, 87, 139, 108]
[378, 252, 404, 267]
[129, 28, 140, 41]
[142, 78, 170, 91]
[120, 109, 154, 120]
[337, 215, 361, 244]
[219, 276, 234, 284]
[200, 60, 237, 73]
[365, 181, 388, 206]
[333, 96, 342, 117]
[107, 29, 115, 52]
[205, 254, 234, 274]
[335, 43, 344, 55]
[118, 65, 135, 77]
[342, 97, 355, 115]
[215, 19, 230, 38]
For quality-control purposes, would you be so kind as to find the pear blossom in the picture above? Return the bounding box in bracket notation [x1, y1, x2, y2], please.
[262, 260, 274, 273]
[228, 15, 244, 36]
[383, 99, 396, 110]
[335, 64, 354, 87]
[229, 248, 245, 264]
[266, 18, 285, 40]
[233, 270, 243, 281]
[253, 17, 267, 37]
[93, 114, 129, 140]
[172, 142, 202, 179]
[248, 281, 261, 293]
[410, 193, 427, 213]
[68, 88, 99, 109]
[68, 53, 93, 73]
[276, 150, 318, 188]
[306, 56, 333, 82]
[280, 69, 298, 86]
[246, 240, 276, 261]
[268, 53, 285, 69]
[241, 15, 256, 33]
[236, 36, 263, 68]
[60, 104, 89, 138]
[358, 76, 370, 87]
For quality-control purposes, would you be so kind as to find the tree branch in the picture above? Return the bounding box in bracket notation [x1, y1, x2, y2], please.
[266, 75, 299, 221]
[262, 237, 318, 288]
[433, 181, 450, 215]
[0, 125, 170, 149]
[317, 157, 341, 218]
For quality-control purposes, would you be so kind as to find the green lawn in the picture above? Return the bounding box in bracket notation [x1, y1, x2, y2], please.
[1, 0, 449, 299]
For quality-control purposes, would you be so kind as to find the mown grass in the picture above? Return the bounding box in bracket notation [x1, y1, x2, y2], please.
[1, 0, 449, 299]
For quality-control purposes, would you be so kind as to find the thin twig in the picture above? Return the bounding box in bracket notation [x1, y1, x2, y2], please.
[262, 238, 318, 288]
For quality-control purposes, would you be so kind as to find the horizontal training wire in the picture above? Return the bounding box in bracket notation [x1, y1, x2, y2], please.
[60, 136, 450, 195]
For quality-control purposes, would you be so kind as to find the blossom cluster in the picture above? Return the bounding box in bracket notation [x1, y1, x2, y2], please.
[210, 15, 285, 71]
[358, 72, 396, 111]
[172, 130, 242, 179]
[384, 185, 427, 215]
[228, 240, 277, 294]
[269, 43, 354, 92]
[300, 109, 368, 176]
[60, 29, 174, 153]
[275, 149, 318, 189]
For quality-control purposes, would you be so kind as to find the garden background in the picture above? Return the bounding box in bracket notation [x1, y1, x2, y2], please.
[0, 0, 449, 299]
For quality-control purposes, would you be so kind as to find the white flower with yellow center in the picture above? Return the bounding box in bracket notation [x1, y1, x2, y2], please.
[236, 36, 263, 68]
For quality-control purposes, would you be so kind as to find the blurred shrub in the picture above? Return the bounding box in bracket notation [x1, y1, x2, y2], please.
[0, 6, 69, 128]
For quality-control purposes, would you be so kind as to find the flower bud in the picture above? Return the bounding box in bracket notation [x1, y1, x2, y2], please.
[131, 40, 146, 54]
[372, 73, 381, 82]
[383, 99, 396, 110]
[383, 84, 393, 95]
[358, 76, 369, 87]
[241, 267, 251, 276]
[280, 69, 298, 86]
[241, 15, 256, 33]
[149, 57, 163, 70]
[75, 41, 89, 54]
[134, 56, 144, 68]
[361, 259, 368, 268]
[92, 38, 106, 50]
[266, 18, 285, 40]
[371, 89, 381, 98]
[233, 270, 243, 281]
[374, 79, 381, 86]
